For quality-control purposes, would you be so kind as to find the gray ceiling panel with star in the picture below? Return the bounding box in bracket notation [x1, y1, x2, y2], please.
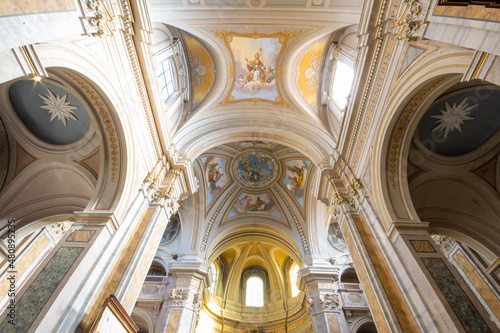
[9, 79, 90, 145]
[417, 84, 500, 157]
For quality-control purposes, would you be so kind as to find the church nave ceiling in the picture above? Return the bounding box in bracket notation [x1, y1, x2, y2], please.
[197, 141, 313, 234]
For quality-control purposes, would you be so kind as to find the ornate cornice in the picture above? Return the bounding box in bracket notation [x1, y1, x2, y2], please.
[119, 0, 162, 160]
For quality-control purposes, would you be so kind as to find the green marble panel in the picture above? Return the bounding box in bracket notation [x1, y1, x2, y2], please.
[0, 247, 82, 333]
[422, 258, 491, 333]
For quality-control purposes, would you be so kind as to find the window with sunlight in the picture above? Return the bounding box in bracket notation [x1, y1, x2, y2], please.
[157, 59, 175, 103]
[290, 264, 300, 297]
[246, 276, 264, 307]
[331, 60, 354, 110]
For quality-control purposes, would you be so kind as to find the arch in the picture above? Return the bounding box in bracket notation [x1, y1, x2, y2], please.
[352, 318, 378, 333]
[131, 307, 154, 333]
[172, 109, 336, 167]
[0, 43, 139, 236]
[206, 224, 303, 266]
[245, 274, 265, 307]
[371, 47, 473, 226]
[34, 43, 142, 219]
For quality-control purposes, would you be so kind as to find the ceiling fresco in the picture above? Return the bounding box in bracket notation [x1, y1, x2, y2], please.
[182, 34, 215, 109]
[201, 156, 229, 205]
[212, 28, 301, 107]
[231, 151, 279, 189]
[228, 192, 282, 219]
[199, 142, 312, 226]
[297, 38, 328, 109]
[191, 24, 322, 112]
[283, 160, 311, 207]
[417, 84, 500, 157]
[9, 79, 90, 145]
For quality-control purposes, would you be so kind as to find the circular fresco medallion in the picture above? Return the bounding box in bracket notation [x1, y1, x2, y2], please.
[231, 151, 279, 189]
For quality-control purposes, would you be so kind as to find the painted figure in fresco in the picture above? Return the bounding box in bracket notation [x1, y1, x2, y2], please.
[242, 158, 263, 181]
[240, 195, 267, 212]
[287, 165, 305, 189]
[207, 162, 224, 191]
[238, 75, 249, 88]
[245, 50, 265, 82]
[263, 66, 275, 84]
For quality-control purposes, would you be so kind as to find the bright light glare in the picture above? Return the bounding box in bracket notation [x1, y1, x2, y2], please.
[331, 61, 354, 110]
[246, 277, 264, 306]
[290, 264, 300, 297]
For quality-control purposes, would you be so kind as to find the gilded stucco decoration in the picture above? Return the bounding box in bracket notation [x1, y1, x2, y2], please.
[211, 28, 302, 107]
[297, 39, 327, 108]
[183, 35, 215, 108]
[388, 78, 445, 189]
[65, 72, 120, 181]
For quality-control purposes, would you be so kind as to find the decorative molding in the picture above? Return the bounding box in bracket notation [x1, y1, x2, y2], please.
[345, 309, 352, 325]
[231, 151, 279, 189]
[388, 78, 445, 189]
[212, 146, 237, 155]
[79, 0, 114, 37]
[65, 72, 120, 181]
[395, 0, 431, 41]
[273, 185, 310, 255]
[200, 185, 238, 252]
[275, 149, 298, 157]
[119, 0, 163, 160]
[48, 219, 74, 243]
[319, 293, 340, 311]
[344, 0, 393, 169]
[168, 289, 190, 306]
[306, 297, 314, 317]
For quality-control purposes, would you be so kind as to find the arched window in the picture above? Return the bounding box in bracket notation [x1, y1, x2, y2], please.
[156, 58, 176, 102]
[147, 265, 166, 276]
[290, 263, 300, 297]
[330, 59, 354, 110]
[245, 276, 264, 307]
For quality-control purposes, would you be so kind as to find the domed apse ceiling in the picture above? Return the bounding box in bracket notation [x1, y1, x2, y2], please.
[199, 141, 312, 222]
[9, 79, 90, 145]
[417, 83, 500, 157]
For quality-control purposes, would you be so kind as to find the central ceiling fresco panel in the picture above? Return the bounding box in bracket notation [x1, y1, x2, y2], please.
[191, 24, 322, 111]
[212, 28, 301, 106]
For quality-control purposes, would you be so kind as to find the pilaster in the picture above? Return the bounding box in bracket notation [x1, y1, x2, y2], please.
[156, 262, 209, 333]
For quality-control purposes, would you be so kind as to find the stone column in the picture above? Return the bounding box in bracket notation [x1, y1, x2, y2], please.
[389, 225, 499, 332]
[156, 262, 209, 333]
[0, 159, 188, 332]
[324, 171, 498, 332]
[299, 267, 344, 333]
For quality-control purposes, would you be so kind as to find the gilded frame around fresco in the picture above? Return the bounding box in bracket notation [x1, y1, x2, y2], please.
[211, 28, 302, 107]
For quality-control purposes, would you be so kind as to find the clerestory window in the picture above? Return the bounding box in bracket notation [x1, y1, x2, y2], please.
[156, 58, 176, 103]
[331, 60, 354, 111]
[245, 276, 264, 307]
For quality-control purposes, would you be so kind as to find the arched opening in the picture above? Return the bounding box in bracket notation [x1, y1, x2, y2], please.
[356, 322, 378, 333]
[245, 275, 264, 307]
